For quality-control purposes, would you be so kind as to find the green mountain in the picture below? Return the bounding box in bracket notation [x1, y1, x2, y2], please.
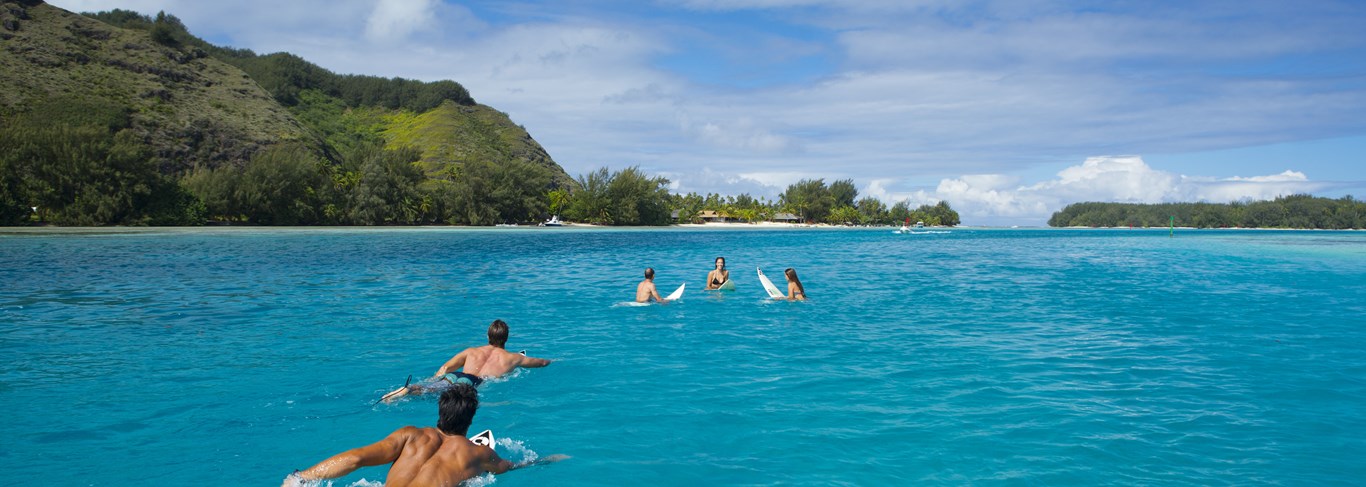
[0, 0, 310, 173]
[0, 1, 572, 225]
[387, 101, 562, 183]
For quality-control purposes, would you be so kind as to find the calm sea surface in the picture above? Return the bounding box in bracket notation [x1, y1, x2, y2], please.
[2, 227, 1364, 485]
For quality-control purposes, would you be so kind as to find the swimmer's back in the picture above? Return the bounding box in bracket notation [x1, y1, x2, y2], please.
[377, 427, 504, 487]
[462, 346, 526, 378]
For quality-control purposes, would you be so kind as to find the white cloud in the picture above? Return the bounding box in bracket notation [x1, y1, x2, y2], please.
[860, 178, 942, 207]
[1030, 156, 1180, 202]
[733, 171, 813, 190]
[1179, 170, 1319, 203]
[364, 0, 438, 43]
[916, 156, 1329, 225]
[1225, 170, 1308, 183]
[935, 174, 1051, 219]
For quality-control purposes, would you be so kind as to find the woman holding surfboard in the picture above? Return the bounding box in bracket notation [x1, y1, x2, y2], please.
[757, 266, 806, 301]
[705, 257, 732, 290]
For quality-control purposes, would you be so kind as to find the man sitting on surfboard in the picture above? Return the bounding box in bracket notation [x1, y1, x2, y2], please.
[636, 267, 670, 303]
[704, 257, 731, 290]
[381, 320, 552, 403]
[286, 384, 565, 486]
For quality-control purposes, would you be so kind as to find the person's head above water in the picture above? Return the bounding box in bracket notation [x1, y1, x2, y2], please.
[645, 267, 654, 280]
[714, 257, 726, 269]
[437, 384, 479, 436]
[784, 268, 804, 293]
[487, 319, 509, 348]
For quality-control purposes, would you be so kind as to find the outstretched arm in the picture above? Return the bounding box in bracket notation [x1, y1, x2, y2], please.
[482, 449, 569, 475]
[285, 427, 409, 485]
[518, 355, 552, 368]
[432, 349, 469, 378]
[483, 449, 516, 475]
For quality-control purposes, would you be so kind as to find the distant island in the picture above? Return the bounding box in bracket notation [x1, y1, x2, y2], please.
[1048, 195, 1365, 229]
[0, 2, 959, 228]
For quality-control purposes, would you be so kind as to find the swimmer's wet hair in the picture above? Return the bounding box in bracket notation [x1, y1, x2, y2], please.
[645, 267, 654, 279]
[437, 384, 478, 435]
[488, 319, 509, 347]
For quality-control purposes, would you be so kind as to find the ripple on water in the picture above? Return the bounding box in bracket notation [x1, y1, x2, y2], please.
[1, 228, 1365, 485]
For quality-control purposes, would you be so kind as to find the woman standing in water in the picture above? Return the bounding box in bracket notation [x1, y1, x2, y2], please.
[784, 268, 806, 301]
[705, 256, 731, 290]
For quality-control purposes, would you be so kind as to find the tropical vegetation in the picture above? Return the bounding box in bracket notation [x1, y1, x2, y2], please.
[1, 3, 569, 225]
[1048, 195, 1366, 229]
[668, 178, 960, 226]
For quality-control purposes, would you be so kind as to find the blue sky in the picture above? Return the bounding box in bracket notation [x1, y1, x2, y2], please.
[52, 0, 1366, 224]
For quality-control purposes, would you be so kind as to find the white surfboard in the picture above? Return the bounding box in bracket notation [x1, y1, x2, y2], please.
[471, 429, 495, 448]
[756, 267, 785, 299]
[665, 283, 686, 300]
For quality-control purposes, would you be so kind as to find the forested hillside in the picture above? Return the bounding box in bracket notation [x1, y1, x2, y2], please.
[1047, 195, 1365, 229]
[0, 1, 571, 225]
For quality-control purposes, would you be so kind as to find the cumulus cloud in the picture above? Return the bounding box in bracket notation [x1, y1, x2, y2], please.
[921, 156, 1329, 226]
[364, 0, 438, 43]
[1028, 156, 1181, 203]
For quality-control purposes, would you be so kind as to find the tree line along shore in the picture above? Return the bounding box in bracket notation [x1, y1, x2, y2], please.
[1047, 195, 1366, 229]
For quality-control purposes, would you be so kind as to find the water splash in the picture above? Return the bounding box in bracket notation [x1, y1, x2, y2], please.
[496, 437, 540, 465]
[462, 473, 496, 487]
[280, 476, 382, 487]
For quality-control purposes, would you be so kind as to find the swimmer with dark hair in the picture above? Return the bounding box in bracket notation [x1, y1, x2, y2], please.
[287, 385, 566, 486]
[783, 268, 806, 301]
[704, 257, 730, 290]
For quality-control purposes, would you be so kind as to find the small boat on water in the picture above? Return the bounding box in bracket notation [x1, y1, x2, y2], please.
[894, 220, 929, 234]
[541, 215, 563, 227]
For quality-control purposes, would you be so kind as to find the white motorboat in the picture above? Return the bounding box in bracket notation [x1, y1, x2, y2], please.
[894, 220, 928, 234]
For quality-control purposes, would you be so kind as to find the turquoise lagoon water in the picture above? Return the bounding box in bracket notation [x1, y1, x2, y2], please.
[2, 227, 1365, 485]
